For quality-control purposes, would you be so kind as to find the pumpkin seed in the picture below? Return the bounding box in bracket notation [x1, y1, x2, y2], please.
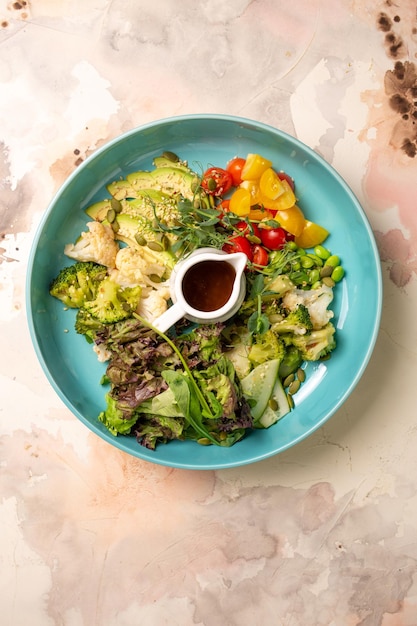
[163, 150, 180, 162]
[288, 379, 301, 395]
[269, 398, 279, 411]
[147, 240, 164, 252]
[297, 367, 306, 383]
[106, 208, 116, 223]
[283, 373, 295, 388]
[135, 234, 147, 246]
[110, 198, 123, 213]
[197, 437, 212, 446]
[322, 276, 335, 288]
[320, 264, 333, 278]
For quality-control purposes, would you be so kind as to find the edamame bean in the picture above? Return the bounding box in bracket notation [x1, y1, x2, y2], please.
[331, 265, 345, 282]
[300, 255, 315, 269]
[308, 269, 320, 285]
[306, 253, 323, 267]
[325, 254, 340, 268]
[314, 245, 331, 260]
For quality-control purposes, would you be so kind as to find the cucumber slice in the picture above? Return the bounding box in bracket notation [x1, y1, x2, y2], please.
[257, 378, 290, 428]
[241, 359, 280, 421]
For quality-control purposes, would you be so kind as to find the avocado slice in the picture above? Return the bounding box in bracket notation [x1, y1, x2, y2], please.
[153, 155, 191, 172]
[106, 179, 138, 200]
[126, 167, 200, 200]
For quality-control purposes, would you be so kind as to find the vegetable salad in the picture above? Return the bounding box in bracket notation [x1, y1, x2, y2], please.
[49, 151, 344, 450]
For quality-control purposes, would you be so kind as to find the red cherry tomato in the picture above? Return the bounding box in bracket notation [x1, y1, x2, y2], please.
[201, 167, 233, 197]
[222, 236, 253, 261]
[259, 227, 288, 250]
[217, 199, 230, 212]
[278, 171, 295, 191]
[226, 157, 246, 187]
[235, 220, 261, 240]
[252, 244, 269, 267]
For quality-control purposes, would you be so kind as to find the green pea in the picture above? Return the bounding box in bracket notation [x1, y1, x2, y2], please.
[331, 265, 345, 282]
[291, 260, 301, 271]
[325, 254, 340, 268]
[314, 245, 331, 260]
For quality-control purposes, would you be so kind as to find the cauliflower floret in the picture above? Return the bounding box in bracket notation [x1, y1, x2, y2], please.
[93, 343, 112, 363]
[282, 284, 334, 330]
[111, 246, 168, 288]
[64, 221, 119, 268]
[137, 286, 171, 323]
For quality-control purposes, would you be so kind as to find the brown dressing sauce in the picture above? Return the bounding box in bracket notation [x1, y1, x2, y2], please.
[182, 259, 236, 312]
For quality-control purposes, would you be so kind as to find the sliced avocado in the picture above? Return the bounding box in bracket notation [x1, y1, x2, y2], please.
[85, 199, 113, 221]
[85, 198, 130, 221]
[240, 359, 280, 422]
[153, 155, 191, 172]
[106, 179, 138, 200]
[256, 378, 290, 428]
[126, 167, 199, 201]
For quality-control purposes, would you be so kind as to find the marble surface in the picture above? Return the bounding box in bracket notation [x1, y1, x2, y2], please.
[2, 1, 417, 624]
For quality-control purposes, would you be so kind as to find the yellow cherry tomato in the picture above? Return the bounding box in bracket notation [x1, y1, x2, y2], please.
[260, 178, 296, 211]
[248, 206, 274, 221]
[229, 187, 251, 216]
[295, 220, 329, 248]
[259, 168, 285, 200]
[241, 153, 272, 181]
[239, 179, 262, 205]
[275, 205, 305, 237]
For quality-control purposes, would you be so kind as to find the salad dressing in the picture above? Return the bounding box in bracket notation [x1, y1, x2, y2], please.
[182, 259, 236, 312]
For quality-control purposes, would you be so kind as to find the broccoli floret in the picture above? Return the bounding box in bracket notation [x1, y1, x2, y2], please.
[49, 261, 107, 308]
[288, 322, 336, 361]
[272, 304, 313, 336]
[75, 308, 107, 341]
[278, 345, 303, 380]
[248, 329, 286, 367]
[83, 276, 142, 323]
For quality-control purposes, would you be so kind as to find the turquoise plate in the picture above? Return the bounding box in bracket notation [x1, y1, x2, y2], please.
[26, 115, 382, 469]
